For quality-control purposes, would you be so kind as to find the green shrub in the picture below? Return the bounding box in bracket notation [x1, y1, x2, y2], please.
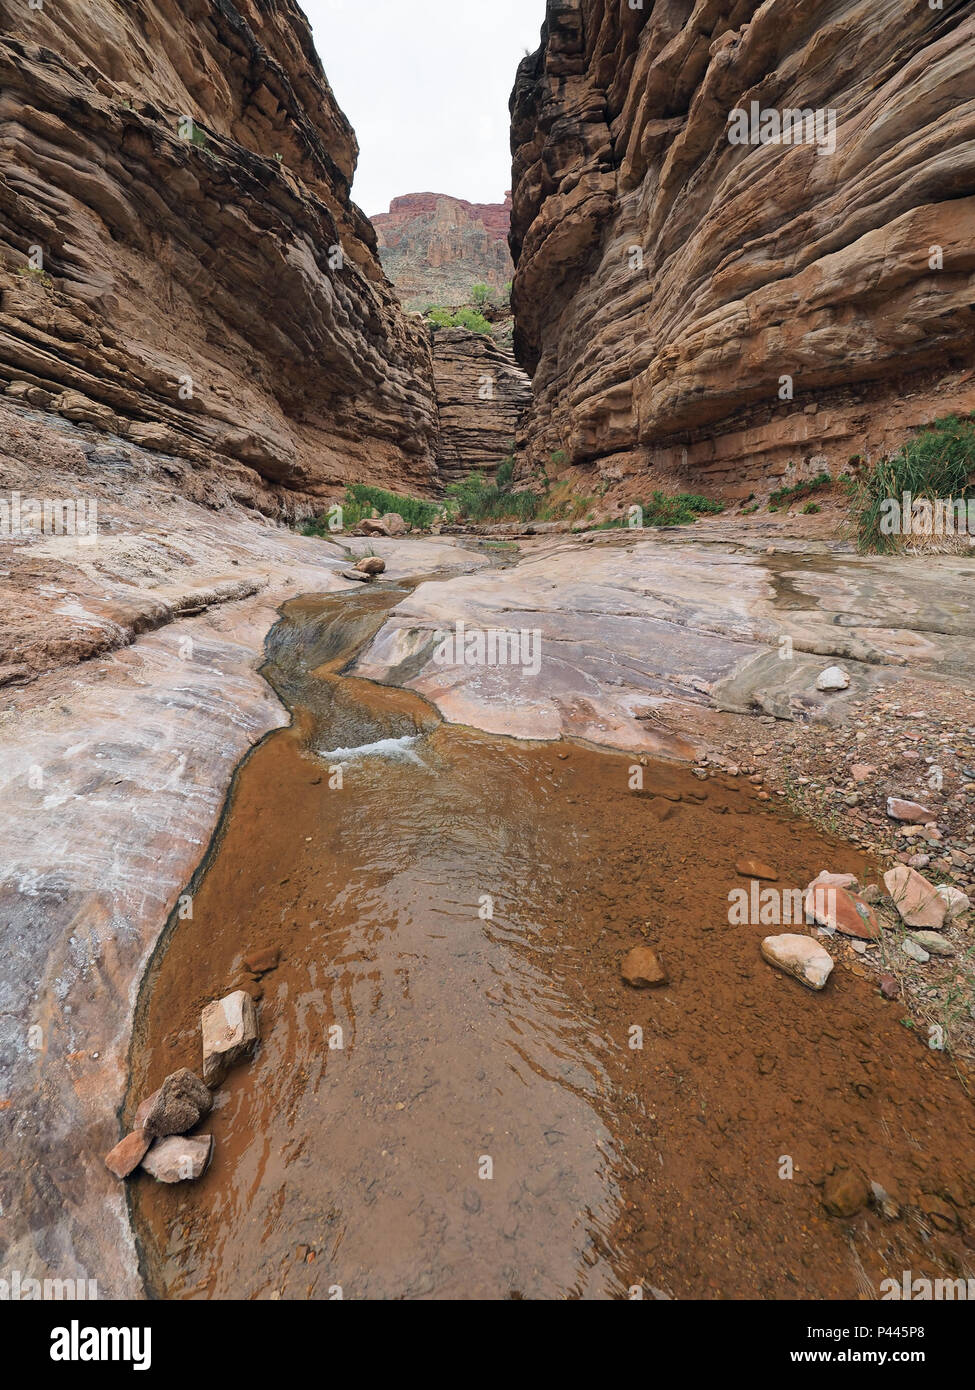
[445, 470, 541, 523]
[470, 284, 491, 307]
[424, 306, 493, 336]
[851, 415, 975, 553]
[767, 470, 832, 512]
[302, 484, 440, 536]
[641, 491, 724, 526]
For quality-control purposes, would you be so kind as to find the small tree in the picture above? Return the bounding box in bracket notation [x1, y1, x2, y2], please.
[470, 283, 491, 308]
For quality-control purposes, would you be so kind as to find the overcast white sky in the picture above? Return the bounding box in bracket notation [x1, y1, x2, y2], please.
[302, 0, 546, 217]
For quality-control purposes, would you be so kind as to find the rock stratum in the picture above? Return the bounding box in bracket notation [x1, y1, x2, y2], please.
[373, 192, 514, 312]
[432, 326, 531, 482]
[0, 0, 440, 507]
[510, 0, 975, 497]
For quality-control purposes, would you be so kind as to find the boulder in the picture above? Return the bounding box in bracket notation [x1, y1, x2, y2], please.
[354, 518, 391, 538]
[621, 945, 668, 988]
[104, 1129, 151, 1180]
[884, 865, 948, 929]
[140, 1068, 212, 1138]
[141, 1134, 213, 1183]
[761, 934, 834, 990]
[201, 989, 259, 1086]
[380, 512, 408, 537]
[354, 556, 386, 575]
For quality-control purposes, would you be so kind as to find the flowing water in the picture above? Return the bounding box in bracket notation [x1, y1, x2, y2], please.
[129, 582, 975, 1300]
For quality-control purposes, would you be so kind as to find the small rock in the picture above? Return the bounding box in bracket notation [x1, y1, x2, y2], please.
[823, 1169, 869, 1217]
[141, 1068, 212, 1138]
[908, 931, 954, 957]
[902, 938, 930, 964]
[141, 1134, 213, 1184]
[761, 934, 834, 990]
[342, 569, 371, 583]
[243, 946, 281, 975]
[860, 884, 882, 904]
[884, 865, 948, 929]
[104, 1129, 151, 1180]
[887, 797, 936, 824]
[735, 857, 778, 881]
[935, 885, 971, 920]
[816, 666, 850, 692]
[201, 990, 259, 1086]
[878, 974, 901, 1000]
[850, 763, 876, 784]
[804, 883, 880, 940]
[354, 556, 386, 575]
[621, 946, 668, 989]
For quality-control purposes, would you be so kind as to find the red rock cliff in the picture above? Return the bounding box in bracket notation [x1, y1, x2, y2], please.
[509, 0, 975, 497]
[0, 0, 440, 502]
[373, 192, 513, 312]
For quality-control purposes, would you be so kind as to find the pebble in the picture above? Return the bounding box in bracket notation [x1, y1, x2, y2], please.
[621, 946, 668, 989]
[901, 938, 930, 964]
[761, 934, 834, 990]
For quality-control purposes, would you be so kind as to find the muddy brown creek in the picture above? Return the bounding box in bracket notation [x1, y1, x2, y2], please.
[128, 581, 975, 1300]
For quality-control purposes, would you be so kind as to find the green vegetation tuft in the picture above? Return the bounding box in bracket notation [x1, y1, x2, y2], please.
[767, 470, 833, 512]
[851, 414, 975, 553]
[425, 306, 493, 335]
[302, 483, 440, 537]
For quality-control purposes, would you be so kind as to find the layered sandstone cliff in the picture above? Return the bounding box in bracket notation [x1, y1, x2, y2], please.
[373, 192, 514, 312]
[510, 0, 975, 498]
[0, 0, 440, 506]
[432, 327, 531, 483]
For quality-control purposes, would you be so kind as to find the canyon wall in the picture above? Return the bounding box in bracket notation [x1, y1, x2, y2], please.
[432, 327, 531, 483]
[373, 192, 514, 312]
[509, 0, 975, 498]
[0, 0, 440, 507]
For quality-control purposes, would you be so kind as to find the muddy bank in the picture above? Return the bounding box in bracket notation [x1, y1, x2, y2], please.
[128, 590, 975, 1299]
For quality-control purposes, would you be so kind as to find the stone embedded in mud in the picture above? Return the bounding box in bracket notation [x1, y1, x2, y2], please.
[887, 797, 936, 824]
[201, 990, 259, 1086]
[761, 935, 834, 991]
[104, 1129, 151, 1180]
[244, 947, 281, 975]
[141, 1068, 212, 1138]
[879, 974, 901, 1001]
[936, 885, 971, 920]
[822, 1170, 870, 1218]
[816, 667, 850, 692]
[803, 884, 880, 941]
[735, 858, 778, 881]
[141, 1134, 213, 1184]
[621, 946, 668, 989]
[809, 871, 859, 892]
[884, 865, 948, 930]
[354, 557, 387, 576]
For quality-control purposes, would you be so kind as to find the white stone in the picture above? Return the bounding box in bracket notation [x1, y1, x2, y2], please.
[936, 885, 971, 920]
[201, 989, 259, 1086]
[761, 934, 835, 990]
[141, 1134, 213, 1183]
[816, 666, 850, 692]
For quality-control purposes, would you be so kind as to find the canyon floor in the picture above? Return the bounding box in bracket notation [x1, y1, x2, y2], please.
[1, 400, 973, 1298]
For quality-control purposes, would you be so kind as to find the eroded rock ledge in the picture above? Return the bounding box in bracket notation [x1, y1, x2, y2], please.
[509, 0, 975, 497]
[0, 0, 440, 504]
